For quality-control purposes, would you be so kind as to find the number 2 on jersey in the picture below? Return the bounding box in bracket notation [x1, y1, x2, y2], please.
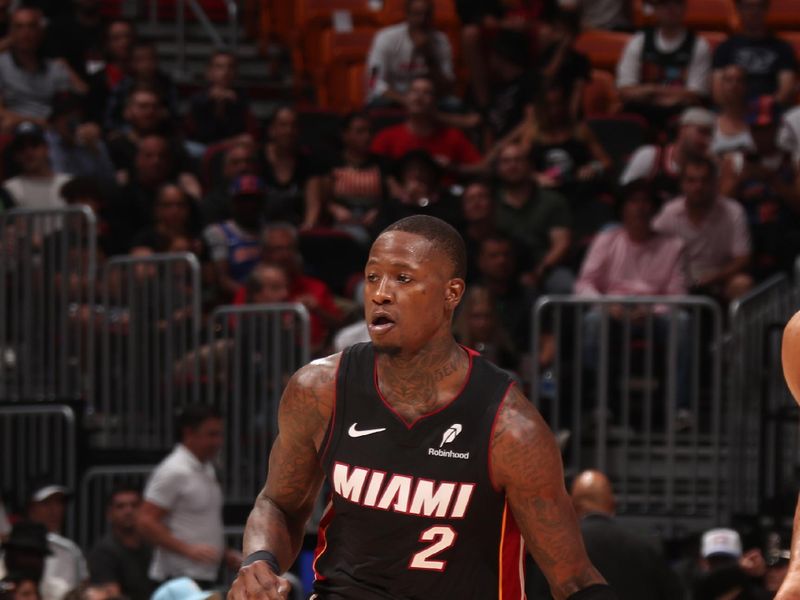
[409, 525, 457, 571]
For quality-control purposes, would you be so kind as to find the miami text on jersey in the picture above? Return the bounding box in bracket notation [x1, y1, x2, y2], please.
[332, 461, 476, 519]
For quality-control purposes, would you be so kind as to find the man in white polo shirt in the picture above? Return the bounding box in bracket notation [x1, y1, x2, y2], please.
[137, 405, 240, 587]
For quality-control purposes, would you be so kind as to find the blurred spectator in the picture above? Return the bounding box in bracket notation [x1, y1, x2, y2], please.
[203, 174, 265, 301]
[0, 494, 9, 541]
[105, 42, 179, 133]
[44, 94, 115, 180]
[453, 285, 518, 371]
[460, 178, 497, 284]
[493, 143, 574, 294]
[106, 87, 199, 195]
[720, 99, 800, 279]
[545, 470, 683, 600]
[576, 179, 691, 417]
[86, 19, 135, 121]
[108, 134, 200, 254]
[0, 0, 11, 53]
[324, 113, 385, 244]
[259, 223, 343, 354]
[260, 106, 324, 229]
[576, 179, 687, 299]
[244, 262, 291, 305]
[1, 122, 71, 210]
[777, 105, 800, 166]
[0, 8, 86, 131]
[712, 0, 797, 106]
[87, 487, 154, 600]
[616, 0, 711, 126]
[712, 65, 756, 156]
[25, 483, 87, 599]
[537, 9, 590, 121]
[620, 106, 714, 203]
[138, 404, 240, 587]
[562, 0, 631, 30]
[333, 280, 369, 352]
[185, 50, 257, 149]
[59, 176, 114, 256]
[475, 234, 532, 353]
[693, 528, 770, 600]
[653, 154, 753, 301]
[764, 532, 791, 595]
[200, 141, 257, 224]
[376, 149, 460, 228]
[483, 30, 539, 142]
[370, 77, 482, 177]
[130, 183, 205, 260]
[365, 0, 455, 107]
[1, 573, 41, 600]
[0, 521, 69, 600]
[44, 0, 105, 81]
[458, 0, 541, 110]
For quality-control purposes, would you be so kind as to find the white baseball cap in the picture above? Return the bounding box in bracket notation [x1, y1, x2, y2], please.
[701, 528, 743, 559]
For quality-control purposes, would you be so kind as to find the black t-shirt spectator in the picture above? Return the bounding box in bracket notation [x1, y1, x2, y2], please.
[87, 533, 155, 600]
[487, 70, 539, 139]
[45, 16, 105, 79]
[131, 227, 210, 261]
[539, 43, 591, 99]
[713, 35, 798, 99]
[455, 0, 505, 24]
[185, 89, 256, 145]
[260, 149, 325, 226]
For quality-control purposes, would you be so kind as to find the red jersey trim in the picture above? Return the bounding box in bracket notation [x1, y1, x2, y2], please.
[498, 501, 527, 600]
[372, 346, 474, 430]
[312, 499, 335, 581]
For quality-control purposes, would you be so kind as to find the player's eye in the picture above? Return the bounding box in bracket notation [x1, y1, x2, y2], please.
[366, 273, 379, 283]
[397, 274, 412, 283]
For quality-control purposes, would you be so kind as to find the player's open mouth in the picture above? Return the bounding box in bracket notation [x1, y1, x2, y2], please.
[369, 314, 396, 334]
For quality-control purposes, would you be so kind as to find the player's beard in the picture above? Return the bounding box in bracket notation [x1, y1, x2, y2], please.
[373, 344, 402, 357]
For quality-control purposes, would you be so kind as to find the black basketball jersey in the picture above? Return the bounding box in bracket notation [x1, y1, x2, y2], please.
[312, 343, 526, 600]
[640, 28, 697, 87]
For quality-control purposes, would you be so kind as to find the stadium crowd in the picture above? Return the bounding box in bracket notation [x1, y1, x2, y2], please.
[1, 0, 800, 597]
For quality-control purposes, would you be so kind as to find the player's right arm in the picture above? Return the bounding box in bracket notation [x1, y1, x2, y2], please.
[777, 312, 800, 599]
[229, 354, 339, 600]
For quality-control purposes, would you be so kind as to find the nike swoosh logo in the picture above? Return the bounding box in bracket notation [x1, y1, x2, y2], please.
[348, 424, 387, 438]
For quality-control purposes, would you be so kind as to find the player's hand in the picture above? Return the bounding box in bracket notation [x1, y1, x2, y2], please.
[184, 543, 220, 564]
[228, 561, 292, 600]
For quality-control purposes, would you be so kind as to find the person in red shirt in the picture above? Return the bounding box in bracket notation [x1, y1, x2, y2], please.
[370, 76, 483, 177]
[258, 223, 343, 354]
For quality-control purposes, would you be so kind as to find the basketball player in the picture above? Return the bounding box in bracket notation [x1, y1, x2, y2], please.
[228, 216, 615, 599]
[776, 310, 800, 599]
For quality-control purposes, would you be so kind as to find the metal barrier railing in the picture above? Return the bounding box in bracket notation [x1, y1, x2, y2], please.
[0, 207, 96, 404]
[208, 304, 310, 503]
[728, 273, 800, 515]
[98, 253, 201, 450]
[0, 404, 77, 538]
[531, 296, 724, 534]
[77, 465, 155, 551]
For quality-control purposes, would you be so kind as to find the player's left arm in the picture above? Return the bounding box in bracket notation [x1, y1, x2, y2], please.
[491, 384, 615, 600]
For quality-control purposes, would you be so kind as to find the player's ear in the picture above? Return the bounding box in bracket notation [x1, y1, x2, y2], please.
[445, 278, 465, 310]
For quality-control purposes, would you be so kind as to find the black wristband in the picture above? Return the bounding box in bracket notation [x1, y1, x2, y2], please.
[240, 550, 280, 574]
[567, 584, 618, 600]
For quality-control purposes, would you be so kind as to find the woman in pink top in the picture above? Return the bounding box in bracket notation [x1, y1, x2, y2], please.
[577, 180, 693, 423]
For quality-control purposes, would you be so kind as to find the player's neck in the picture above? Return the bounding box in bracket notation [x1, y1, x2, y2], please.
[376, 336, 469, 417]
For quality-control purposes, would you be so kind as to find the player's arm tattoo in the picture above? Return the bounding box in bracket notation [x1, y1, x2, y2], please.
[242, 355, 338, 570]
[491, 385, 606, 600]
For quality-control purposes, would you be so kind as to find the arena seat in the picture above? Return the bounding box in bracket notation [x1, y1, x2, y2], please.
[766, 0, 800, 30]
[574, 30, 632, 72]
[379, 0, 458, 27]
[314, 28, 376, 108]
[582, 70, 621, 117]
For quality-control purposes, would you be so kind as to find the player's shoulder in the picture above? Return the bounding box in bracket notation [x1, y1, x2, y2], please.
[493, 383, 540, 444]
[289, 352, 342, 396]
